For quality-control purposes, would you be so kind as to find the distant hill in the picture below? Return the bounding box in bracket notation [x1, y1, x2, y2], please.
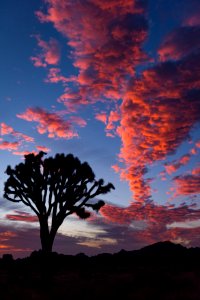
[1, 240, 200, 268]
[137, 240, 187, 254]
[1, 241, 200, 300]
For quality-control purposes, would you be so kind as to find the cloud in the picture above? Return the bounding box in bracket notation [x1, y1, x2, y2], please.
[36, 145, 50, 152]
[6, 211, 38, 223]
[174, 174, 200, 196]
[115, 35, 200, 202]
[34, 0, 200, 206]
[101, 201, 200, 225]
[45, 68, 76, 84]
[0, 123, 43, 156]
[69, 116, 87, 127]
[36, 0, 148, 110]
[0, 122, 34, 143]
[105, 109, 121, 136]
[192, 165, 200, 175]
[196, 140, 200, 148]
[158, 25, 200, 61]
[0, 141, 20, 151]
[29, 0, 200, 244]
[17, 107, 82, 139]
[165, 154, 191, 175]
[12, 150, 38, 156]
[185, 14, 200, 26]
[100, 200, 200, 248]
[95, 112, 107, 124]
[31, 35, 60, 67]
[0, 225, 39, 257]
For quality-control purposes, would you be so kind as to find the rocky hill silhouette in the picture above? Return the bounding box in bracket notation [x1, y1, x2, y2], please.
[0, 241, 200, 300]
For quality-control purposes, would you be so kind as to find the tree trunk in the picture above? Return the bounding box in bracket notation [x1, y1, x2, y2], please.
[39, 216, 53, 253]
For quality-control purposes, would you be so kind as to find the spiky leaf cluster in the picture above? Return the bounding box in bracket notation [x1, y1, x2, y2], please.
[4, 152, 114, 221]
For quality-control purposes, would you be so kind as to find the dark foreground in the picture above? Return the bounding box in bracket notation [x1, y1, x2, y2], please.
[1, 241, 200, 300]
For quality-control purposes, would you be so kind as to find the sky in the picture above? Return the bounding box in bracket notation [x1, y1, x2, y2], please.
[0, 0, 200, 258]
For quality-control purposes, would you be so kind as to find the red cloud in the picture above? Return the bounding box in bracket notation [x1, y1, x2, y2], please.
[184, 8, 200, 27]
[165, 154, 191, 175]
[174, 174, 200, 196]
[6, 211, 38, 223]
[31, 36, 60, 67]
[17, 107, 79, 139]
[115, 45, 200, 202]
[99, 200, 200, 248]
[69, 116, 87, 127]
[0, 122, 34, 143]
[12, 150, 38, 156]
[36, 0, 148, 110]
[0, 231, 17, 241]
[192, 166, 200, 175]
[196, 140, 200, 148]
[107, 111, 120, 127]
[158, 25, 200, 61]
[95, 113, 107, 124]
[101, 201, 200, 228]
[0, 141, 20, 151]
[36, 145, 50, 152]
[0, 123, 12, 135]
[45, 68, 76, 84]
[36, 1, 200, 206]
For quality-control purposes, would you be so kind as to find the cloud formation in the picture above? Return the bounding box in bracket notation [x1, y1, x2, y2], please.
[101, 200, 200, 247]
[174, 174, 200, 196]
[37, 0, 148, 110]
[115, 22, 200, 202]
[17, 107, 86, 139]
[0, 122, 34, 143]
[35, 0, 200, 206]
[6, 211, 38, 223]
[158, 26, 200, 61]
[0, 141, 20, 151]
[165, 154, 191, 175]
[31, 35, 60, 67]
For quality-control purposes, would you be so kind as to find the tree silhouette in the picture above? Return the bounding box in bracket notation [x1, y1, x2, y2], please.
[4, 152, 114, 253]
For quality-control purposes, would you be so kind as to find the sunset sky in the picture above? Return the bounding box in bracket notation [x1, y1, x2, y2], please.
[0, 0, 200, 257]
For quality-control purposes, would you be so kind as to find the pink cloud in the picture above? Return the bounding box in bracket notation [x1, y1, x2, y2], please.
[196, 140, 200, 148]
[97, 198, 200, 248]
[115, 46, 200, 202]
[69, 116, 87, 127]
[190, 148, 197, 155]
[6, 211, 38, 223]
[101, 201, 200, 232]
[165, 154, 191, 175]
[0, 141, 20, 151]
[0, 122, 34, 143]
[35, 1, 200, 206]
[184, 10, 200, 26]
[12, 150, 39, 156]
[192, 166, 200, 175]
[45, 68, 76, 84]
[36, 0, 148, 110]
[31, 36, 60, 67]
[174, 174, 200, 196]
[95, 113, 107, 124]
[105, 110, 121, 136]
[158, 25, 200, 61]
[36, 145, 51, 152]
[17, 107, 87, 139]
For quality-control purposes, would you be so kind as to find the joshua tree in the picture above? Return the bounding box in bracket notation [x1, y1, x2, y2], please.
[4, 152, 114, 253]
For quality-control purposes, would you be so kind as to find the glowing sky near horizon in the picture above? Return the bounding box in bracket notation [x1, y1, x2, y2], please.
[0, 0, 200, 257]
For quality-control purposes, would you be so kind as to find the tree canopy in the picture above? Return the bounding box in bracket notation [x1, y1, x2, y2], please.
[4, 152, 114, 253]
